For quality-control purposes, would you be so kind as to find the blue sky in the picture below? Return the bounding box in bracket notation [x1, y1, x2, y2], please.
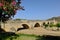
[14, 0, 60, 20]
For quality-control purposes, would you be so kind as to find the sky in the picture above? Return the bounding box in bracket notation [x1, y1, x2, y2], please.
[14, 0, 60, 20]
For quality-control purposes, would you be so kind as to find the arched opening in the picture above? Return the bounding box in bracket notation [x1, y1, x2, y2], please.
[34, 23, 40, 27]
[17, 24, 29, 31]
[22, 24, 29, 29]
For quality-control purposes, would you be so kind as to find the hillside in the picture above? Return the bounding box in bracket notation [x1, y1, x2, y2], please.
[47, 16, 60, 21]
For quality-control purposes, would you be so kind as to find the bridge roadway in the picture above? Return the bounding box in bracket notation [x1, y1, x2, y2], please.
[16, 27, 60, 36]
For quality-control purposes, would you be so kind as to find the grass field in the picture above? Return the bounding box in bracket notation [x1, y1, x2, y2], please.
[0, 33, 59, 40]
[9, 34, 37, 40]
[6, 34, 38, 40]
[0, 33, 42, 40]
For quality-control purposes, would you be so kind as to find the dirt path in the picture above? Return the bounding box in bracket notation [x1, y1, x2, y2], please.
[16, 27, 60, 36]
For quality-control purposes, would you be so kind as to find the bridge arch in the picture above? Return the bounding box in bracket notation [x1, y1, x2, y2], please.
[17, 24, 29, 31]
[34, 23, 40, 27]
[22, 24, 29, 29]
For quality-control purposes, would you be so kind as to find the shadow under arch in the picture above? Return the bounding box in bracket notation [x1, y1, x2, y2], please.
[34, 23, 40, 27]
[22, 24, 29, 29]
[17, 24, 29, 31]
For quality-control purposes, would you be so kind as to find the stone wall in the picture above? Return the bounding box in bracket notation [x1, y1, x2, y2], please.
[1, 20, 57, 32]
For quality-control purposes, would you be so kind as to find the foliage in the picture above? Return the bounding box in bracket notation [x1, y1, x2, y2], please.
[49, 22, 55, 27]
[56, 23, 60, 27]
[0, 33, 59, 40]
[43, 22, 48, 28]
[0, 33, 37, 40]
[44, 24, 48, 28]
[43, 22, 56, 28]
[56, 23, 60, 30]
[0, 32, 19, 40]
[0, 0, 24, 22]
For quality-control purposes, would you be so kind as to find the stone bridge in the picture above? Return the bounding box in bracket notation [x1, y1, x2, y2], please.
[1, 20, 57, 32]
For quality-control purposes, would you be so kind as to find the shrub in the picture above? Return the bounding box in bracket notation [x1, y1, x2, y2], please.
[44, 24, 48, 28]
[49, 23, 54, 27]
[56, 23, 60, 30]
[56, 23, 60, 27]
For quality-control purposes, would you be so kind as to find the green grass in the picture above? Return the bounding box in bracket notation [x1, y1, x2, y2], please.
[1, 32, 59, 40]
[7, 34, 38, 40]
[10, 35, 36, 40]
[0, 33, 43, 40]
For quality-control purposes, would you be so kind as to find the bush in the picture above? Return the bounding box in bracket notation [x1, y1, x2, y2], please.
[44, 24, 48, 28]
[56, 23, 60, 27]
[56, 23, 60, 30]
[49, 23, 54, 27]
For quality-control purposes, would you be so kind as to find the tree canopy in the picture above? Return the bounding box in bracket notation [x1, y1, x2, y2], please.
[0, 0, 24, 22]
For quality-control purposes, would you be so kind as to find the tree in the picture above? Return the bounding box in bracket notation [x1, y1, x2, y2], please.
[0, 0, 24, 28]
[49, 22, 54, 27]
[44, 24, 48, 28]
[56, 23, 60, 31]
[43, 22, 48, 28]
